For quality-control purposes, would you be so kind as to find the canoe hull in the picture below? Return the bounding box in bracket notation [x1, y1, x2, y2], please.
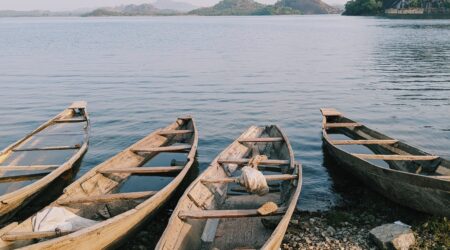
[323, 137, 450, 217]
[2, 117, 198, 250]
[0, 102, 90, 224]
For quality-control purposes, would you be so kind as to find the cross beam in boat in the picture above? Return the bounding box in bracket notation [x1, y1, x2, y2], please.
[352, 154, 439, 161]
[0, 165, 59, 171]
[99, 166, 183, 175]
[56, 191, 157, 205]
[331, 139, 398, 145]
[218, 159, 290, 165]
[132, 145, 191, 154]
[54, 118, 87, 123]
[201, 174, 297, 184]
[238, 137, 284, 143]
[324, 123, 361, 129]
[178, 207, 287, 220]
[320, 108, 342, 117]
[158, 130, 194, 136]
[2, 230, 75, 241]
[0, 173, 48, 183]
[13, 145, 81, 152]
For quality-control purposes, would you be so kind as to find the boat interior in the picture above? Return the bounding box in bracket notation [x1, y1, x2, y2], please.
[160, 125, 300, 250]
[0, 117, 197, 246]
[321, 108, 450, 178]
[0, 105, 89, 196]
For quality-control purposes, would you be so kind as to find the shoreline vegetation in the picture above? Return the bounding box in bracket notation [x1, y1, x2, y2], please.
[0, 0, 341, 18]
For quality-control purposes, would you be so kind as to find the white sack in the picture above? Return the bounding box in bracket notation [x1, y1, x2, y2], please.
[32, 206, 98, 233]
[239, 166, 269, 196]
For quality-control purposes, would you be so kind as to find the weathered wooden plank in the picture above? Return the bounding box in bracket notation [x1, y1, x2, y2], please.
[158, 130, 193, 136]
[56, 191, 157, 205]
[324, 123, 361, 129]
[353, 154, 439, 161]
[200, 219, 219, 249]
[320, 108, 342, 117]
[331, 139, 398, 145]
[433, 175, 450, 180]
[0, 165, 59, 172]
[13, 145, 81, 152]
[217, 159, 289, 165]
[178, 207, 287, 220]
[0, 222, 19, 238]
[99, 166, 183, 175]
[2, 230, 74, 241]
[201, 174, 297, 184]
[132, 145, 191, 153]
[54, 119, 87, 123]
[238, 137, 283, 143]
[0, 173, 47, 183]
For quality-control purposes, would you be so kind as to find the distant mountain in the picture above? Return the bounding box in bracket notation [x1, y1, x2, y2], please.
[275, 0, 341, 14]
[83, 3, 178, 16]
[189, 0, 265, 15]
[188, 0, 338, 15]
[153, 0, 198, 12]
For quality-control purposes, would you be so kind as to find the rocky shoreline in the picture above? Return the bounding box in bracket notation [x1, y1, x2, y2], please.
[125, 164, 449, 250]
[125, 182, 449, 250]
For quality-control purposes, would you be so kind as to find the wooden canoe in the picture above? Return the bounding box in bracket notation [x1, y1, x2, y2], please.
[320, 108, 450, 216]
[157, 125, 302, 250]
[0, 101, 90, 223]
[0, 117, 198, 249]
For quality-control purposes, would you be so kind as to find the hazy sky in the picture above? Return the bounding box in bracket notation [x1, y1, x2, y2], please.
[0, 0, 345, 11]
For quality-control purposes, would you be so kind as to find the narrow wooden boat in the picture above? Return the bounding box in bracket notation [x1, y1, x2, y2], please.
[0, 117, 198, 249]
[157, 125, 302, 250]
[0, 101, 90, 223]
[321, 108, 450, 216]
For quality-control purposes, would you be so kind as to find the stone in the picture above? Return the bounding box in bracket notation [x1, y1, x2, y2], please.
[327, 226, 336, 235]
[369, 223, 415, 250]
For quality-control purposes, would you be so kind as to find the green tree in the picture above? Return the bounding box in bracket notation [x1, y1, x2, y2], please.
[343, 0, 383, 15]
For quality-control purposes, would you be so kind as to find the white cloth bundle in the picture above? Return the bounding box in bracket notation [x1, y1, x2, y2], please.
[239, 166, 269, 196]
[32, 207, 98, 233]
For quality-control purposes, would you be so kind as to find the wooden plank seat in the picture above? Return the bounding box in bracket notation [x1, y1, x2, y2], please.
[13, 145, 81, 152]
[158, 130, 194, 136]
[217, 159, 289, 166]
[0, 173, 48, 183]
[99, 166, 183, 175]
[230, 186, 280, 193]
[131, 145, 191, 154]
[238, 137, 284, 143]
[54, 118, 87, 123]
[324, 123, 361, 129]
[320, 108, 342, 117]
[56, 191, 157, 205]
[178, 207, 287, 220]
[0, 165, 59, 172]
[2, 230, 74, 241]
[201, 174, 297, 184]
[353, 154, 439, 161]
[331, 139, 398, 145]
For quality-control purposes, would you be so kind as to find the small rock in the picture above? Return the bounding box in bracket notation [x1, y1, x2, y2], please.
[309, 218, 316, 224]
[327, 226, 336, 235]
[369, 223, 415, 250]
[305, 237, 312, 244]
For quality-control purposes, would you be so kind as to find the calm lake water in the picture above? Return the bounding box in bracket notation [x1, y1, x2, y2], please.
[0, 15, 449, 211]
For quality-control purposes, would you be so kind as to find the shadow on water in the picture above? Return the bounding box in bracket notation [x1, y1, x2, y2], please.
[120, 157, 200, 249]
